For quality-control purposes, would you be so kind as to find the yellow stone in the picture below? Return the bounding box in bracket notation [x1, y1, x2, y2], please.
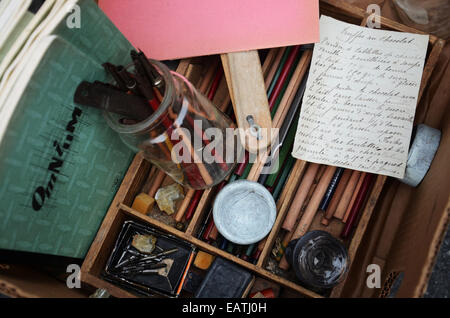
[131, 193, 155, 214]
[193, 251, 215, 270]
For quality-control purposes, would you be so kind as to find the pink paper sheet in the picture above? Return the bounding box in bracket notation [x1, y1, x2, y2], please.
[99, 0, 320, 60]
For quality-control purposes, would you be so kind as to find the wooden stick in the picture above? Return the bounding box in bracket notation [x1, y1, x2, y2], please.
[268, 46, 301, 111]
[184, 190, 203, 220]
[199, 59, 219, 94]
[341, 173, 375, 238]
[333, 170, 361, 220]
[140, 165, 158, 194]
[175, 189, 195, 222]
[226, 48, 282, 182]
[271, 50, 312, 135]
[207, 67, 223, 100]
[148, 170, 166, 198]
[278, 174, 321, 270]
[264, 47, 286, 89]
[216, 78, 231, 113]
[174, 123, 214, 187]
[230, 47, 290, 183]
[291, 166, 337, 240]
[216, 48, 276, 116]
[301, 165, 326, 214]
[281, 163, 320, 231]
[262, 48, 280, 78]
[343, 172, 366, 223]
[321, 169, 352, 226]
[221, 51, 272, 153]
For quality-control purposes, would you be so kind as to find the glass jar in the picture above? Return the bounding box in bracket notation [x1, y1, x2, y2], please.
[285, 230, 349, 290]
[104, 60, 238, 189]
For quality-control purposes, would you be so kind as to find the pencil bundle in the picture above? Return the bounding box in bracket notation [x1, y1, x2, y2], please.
[193, 45, 311, 263]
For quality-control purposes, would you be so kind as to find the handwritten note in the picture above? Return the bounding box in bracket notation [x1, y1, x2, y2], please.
[292, 16, 429, 178]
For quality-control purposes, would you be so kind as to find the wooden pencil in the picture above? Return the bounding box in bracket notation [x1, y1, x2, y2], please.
[301, 165, 326, 213]
[199, 59, 219, 94]
[343, 172, 366, 223]
[141, 165, 158, 194]
[269, 46, 301, 111]
[281, 163, 320, 231]
[291, 166, 337, 240]
[341, 173, 375, 238]
[321, 169, 352, 226]
[264, 47, 286, 89]
[333, 170, 362, 220]
[175, 189, 195, 222]
[147, 170, 166, 198]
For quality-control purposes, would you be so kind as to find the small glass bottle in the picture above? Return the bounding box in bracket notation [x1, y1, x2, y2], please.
[104, 59, 238, 189]
[285, 230, 349, 290]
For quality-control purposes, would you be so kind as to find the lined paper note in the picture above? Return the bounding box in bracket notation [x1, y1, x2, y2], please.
[292, 16, 429, 178]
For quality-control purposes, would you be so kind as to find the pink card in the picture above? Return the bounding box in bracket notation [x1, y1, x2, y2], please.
[98, 0, 320, 60]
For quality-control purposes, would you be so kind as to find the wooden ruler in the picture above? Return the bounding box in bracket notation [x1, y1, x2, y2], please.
[221, 51, 273, 153]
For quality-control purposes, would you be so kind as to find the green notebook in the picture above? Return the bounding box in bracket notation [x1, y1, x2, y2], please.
[0, 0, 136, 258]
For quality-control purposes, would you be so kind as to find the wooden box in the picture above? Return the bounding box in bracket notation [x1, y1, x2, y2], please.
[80, 0, 446, 298]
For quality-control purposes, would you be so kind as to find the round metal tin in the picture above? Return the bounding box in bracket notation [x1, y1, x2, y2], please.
[213, 180, 276, 245]
[399, 124, 441, 187]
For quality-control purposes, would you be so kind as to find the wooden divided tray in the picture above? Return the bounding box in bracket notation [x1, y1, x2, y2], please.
[80, 0, 445, 298]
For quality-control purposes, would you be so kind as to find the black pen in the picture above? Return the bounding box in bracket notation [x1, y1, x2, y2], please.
[116, 65, 143, 96]
[136, 50, 165, 94]
[319, 167, 345, 211]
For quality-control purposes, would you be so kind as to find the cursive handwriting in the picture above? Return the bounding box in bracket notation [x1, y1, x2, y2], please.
[293, 16, 429, 178]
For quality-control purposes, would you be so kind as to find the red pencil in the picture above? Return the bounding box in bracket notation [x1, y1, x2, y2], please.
[268, 45, 301, 110]
[340, 173, 375, 239]
[185, 190, 203, 220]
